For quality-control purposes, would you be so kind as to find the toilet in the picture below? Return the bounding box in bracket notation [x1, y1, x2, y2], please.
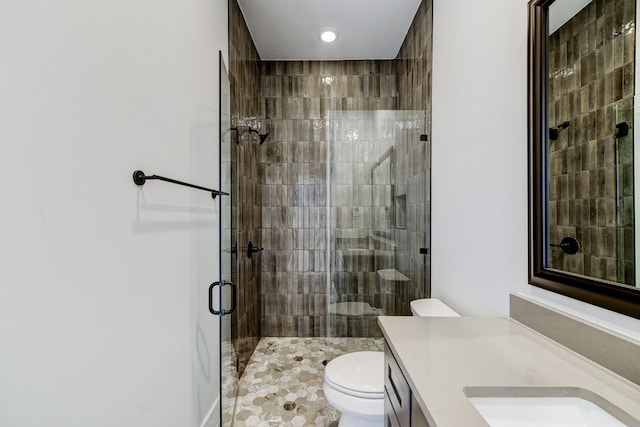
[410, 298, 460, 317]
[323, 351, 384, 427]
[323, 298, 460, 427]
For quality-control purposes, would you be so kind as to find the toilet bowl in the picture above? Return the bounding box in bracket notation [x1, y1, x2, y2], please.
[323, 298, 459, 427]
[323, 351, 384, 427]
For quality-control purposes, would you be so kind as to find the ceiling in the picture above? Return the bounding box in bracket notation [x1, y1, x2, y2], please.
[548, 0, 592, 34]
[237, 0, 423, 60]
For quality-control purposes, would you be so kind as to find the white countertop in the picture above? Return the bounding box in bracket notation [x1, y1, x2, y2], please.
[378, 316, 640, 426]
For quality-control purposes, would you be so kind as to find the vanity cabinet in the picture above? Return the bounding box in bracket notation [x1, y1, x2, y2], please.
[384, 342, 431, 427]
[379, 316, 640, 426]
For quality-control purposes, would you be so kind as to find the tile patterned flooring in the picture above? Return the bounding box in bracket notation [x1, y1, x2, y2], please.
[227, 337, 384, 427]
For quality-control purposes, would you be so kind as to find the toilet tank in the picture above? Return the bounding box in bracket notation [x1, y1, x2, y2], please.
[410, 298, 460, 317]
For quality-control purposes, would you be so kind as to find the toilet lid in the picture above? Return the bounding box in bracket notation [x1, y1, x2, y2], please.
[410, 298, 460, 317]
[324, 351, 384, 398]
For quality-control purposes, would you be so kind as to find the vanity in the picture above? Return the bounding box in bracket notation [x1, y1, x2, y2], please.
[384, 340, 430, 427]
[378, 0, 640, 423]
[379, 312, 640, 426]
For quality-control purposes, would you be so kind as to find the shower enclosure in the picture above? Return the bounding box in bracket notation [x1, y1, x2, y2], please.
[327, 110, 430, 341]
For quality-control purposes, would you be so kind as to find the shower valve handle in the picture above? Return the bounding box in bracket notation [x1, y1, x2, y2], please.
[550, 236, 580, 255]
[247, 241, 264, 259]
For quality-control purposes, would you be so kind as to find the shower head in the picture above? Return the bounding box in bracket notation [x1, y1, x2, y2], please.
[549, 121, 570, 141]
[249, 128, 269, 144]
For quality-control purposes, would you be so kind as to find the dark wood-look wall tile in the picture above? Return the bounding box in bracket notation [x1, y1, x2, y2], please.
[548, 0, 635, 284]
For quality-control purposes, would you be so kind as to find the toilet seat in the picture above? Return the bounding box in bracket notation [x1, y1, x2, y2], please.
[324, 351, 384, 399]
[324, 376, 384, 399]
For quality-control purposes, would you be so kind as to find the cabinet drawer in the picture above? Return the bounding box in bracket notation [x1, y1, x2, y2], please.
[384, 392, 401, 427]
[384, 342, 410, 426]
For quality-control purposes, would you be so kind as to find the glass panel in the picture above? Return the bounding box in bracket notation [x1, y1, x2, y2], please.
[219, 52, 238, 427]
[326, 110, 429, 358]
[194, 53, 227, 427]
[615, 99, 636, 285]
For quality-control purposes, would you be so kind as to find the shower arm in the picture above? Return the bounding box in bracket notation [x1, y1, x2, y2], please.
[549, 121, 570, 141]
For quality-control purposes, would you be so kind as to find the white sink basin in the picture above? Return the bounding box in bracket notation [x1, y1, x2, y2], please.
[464, 387, 639, 427]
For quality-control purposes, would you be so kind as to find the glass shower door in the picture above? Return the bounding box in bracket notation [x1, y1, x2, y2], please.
[219, 52, 239, 427]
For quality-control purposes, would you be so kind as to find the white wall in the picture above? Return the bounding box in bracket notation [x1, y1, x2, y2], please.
[431, 0, 640, 335]
[0, 1, 227, 426]
[431, 0, 530, 317]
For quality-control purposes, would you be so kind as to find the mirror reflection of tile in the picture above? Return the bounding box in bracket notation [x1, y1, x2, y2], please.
[547, 0, 635, 286]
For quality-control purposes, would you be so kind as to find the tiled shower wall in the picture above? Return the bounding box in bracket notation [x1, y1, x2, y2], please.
[394, 0, 434, 308]
[548, 0, 635, 285]
[396, 0, 433, 111]
[260, 61, 397, 337]
[229, 0, 262, 372]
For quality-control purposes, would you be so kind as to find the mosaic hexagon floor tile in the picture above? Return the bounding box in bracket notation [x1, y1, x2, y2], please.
[226, 337, 383, 427]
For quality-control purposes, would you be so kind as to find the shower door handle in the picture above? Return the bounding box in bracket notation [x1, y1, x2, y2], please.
[208, 281, 237, 316]
[419, 248, 429, 255]
[222, 281, 237, 316]
[208, 281, 221, 315]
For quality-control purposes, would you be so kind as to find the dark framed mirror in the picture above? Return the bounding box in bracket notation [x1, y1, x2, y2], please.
[528, 0, 640, 318]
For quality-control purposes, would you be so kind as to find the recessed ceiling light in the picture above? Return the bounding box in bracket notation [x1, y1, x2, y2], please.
[320, 28, 337, 43]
